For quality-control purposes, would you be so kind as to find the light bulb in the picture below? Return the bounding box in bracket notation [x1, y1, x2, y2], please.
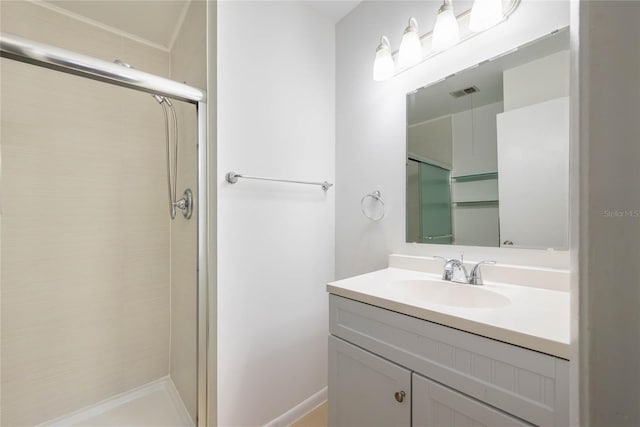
[373, 36, 395, 81]
[398, 17, 422, 68]
[469, 0, 504, 32]
[432, 1, 460, 51]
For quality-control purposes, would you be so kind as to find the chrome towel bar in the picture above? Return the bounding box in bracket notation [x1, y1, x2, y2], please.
[225, 171, 333, 192]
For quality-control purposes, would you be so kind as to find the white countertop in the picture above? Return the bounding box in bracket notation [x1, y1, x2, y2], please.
[327, 267, 570, 359]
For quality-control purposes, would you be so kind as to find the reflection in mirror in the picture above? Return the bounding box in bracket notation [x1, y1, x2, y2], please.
[406, 28, 570, 250]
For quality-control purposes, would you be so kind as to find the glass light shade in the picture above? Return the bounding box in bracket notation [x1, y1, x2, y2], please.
[432, 2, 460, 51]
[398, 18, 422, 68]
[469, 0, 504, 32]
[373, 36, 395, 81]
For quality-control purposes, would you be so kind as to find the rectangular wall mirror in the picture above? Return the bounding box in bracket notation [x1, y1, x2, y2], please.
[406, 28, 570, 250]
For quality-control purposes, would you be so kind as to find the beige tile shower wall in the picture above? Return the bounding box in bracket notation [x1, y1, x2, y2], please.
[168, 1, 207, 422]
[0, 2, 171, 425]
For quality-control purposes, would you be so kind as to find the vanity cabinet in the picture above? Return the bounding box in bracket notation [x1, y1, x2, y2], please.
[328, 295, 569, 427]
[329, 336, 411, 427]
[412, 373, 531, 427]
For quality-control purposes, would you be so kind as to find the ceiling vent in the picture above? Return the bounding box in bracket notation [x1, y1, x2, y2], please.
[449, 86, 480, 98]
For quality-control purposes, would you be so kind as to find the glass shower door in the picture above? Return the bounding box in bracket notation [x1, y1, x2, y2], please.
[418, 162, 453, 244]
[0, 54, 200, 427]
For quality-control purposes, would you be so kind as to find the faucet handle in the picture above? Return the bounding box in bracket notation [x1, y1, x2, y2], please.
[433, 256, 454, 281]
[469, 260, 496, 285]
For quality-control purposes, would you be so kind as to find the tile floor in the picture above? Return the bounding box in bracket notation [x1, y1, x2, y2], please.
[290, 402, 328, 427]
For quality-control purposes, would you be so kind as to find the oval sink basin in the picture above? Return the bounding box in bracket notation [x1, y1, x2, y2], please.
[389, 279, 510, 308]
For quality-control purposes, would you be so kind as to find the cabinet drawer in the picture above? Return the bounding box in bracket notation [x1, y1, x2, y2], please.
[329, 335, 411, 427]
[413, 373, 533, 427]
[329, 295, 569, 426]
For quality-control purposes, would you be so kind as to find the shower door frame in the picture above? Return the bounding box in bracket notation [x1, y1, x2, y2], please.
[1, 33, 211, 427]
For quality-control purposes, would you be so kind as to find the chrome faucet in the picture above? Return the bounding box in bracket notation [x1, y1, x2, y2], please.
[468, 260, 497, 285]
[433, 256, 496, 285]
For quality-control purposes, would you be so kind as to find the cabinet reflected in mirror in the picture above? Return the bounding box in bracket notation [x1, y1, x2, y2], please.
[406, 28, 570, 250]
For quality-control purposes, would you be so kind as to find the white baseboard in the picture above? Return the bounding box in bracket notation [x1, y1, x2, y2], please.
[263, 387, 328, 427]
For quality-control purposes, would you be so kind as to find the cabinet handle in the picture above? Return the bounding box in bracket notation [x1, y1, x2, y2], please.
[394, 391, 406, 403]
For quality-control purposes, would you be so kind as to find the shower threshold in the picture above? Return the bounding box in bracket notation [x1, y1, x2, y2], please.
[38, 377, 194, 427]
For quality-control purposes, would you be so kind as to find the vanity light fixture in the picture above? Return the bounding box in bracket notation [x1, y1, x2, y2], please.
[469, 0, 504, 32]
[432, 0, 461, 52]
[372, 0, 519, 82]
[398, 17, 422, 68]
[373, 36, 395, 81]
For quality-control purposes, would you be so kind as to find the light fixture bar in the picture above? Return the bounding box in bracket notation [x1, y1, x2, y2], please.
[470, 0, 505, 32]
[389, 0, 521, 72]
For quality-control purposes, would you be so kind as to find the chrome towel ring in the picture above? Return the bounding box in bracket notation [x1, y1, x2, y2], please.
[361, 190, 385, 221]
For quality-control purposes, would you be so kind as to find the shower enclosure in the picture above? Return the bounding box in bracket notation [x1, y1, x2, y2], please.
[0, 2, 210, 426]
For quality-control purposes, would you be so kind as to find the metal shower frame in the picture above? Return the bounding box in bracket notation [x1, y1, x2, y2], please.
[0, 32, 211, 426]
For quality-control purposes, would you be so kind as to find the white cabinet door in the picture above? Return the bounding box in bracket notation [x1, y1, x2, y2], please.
[328, 335, 411, 427]
[496, 97, 569, 249]
[413, 373, 532, 427]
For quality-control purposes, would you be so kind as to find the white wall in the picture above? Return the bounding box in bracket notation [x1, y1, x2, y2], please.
[575, 1, 640, 425]
[217, 2, 335, 425]
[504, 50, 570, 111]
[408, 116, 453, 169]
[336, 0, 571, 279]
[496, 97, 570, 250]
